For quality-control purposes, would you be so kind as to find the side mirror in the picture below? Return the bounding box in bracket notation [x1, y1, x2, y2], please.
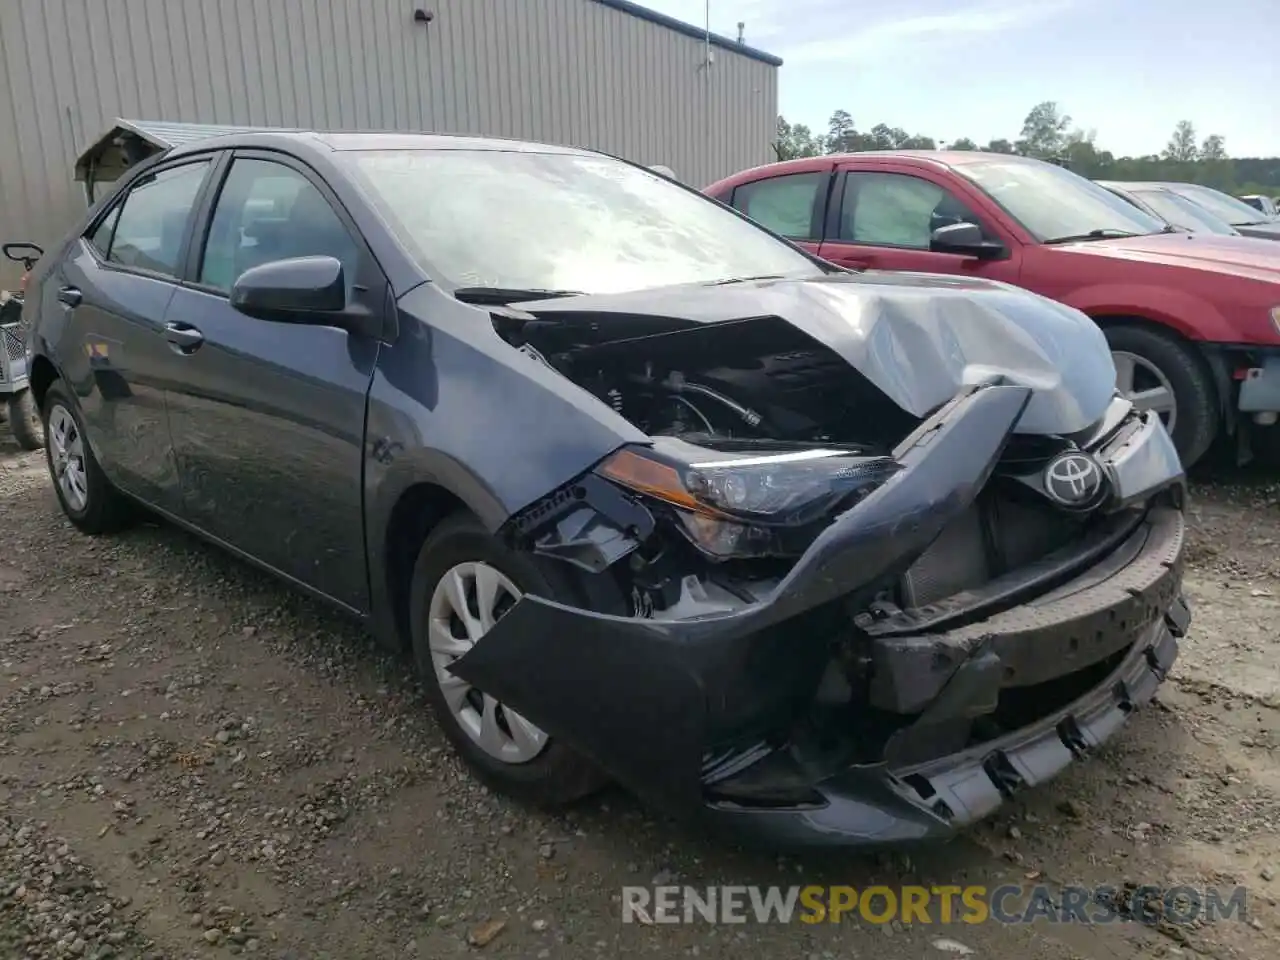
[930, 221, 1006, 259]
[231, 255, 350, 325]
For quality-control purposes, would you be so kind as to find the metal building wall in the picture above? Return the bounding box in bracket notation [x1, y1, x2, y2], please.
[0, 0, 778, 286]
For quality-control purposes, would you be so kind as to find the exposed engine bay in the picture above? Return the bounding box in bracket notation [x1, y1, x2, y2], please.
[500, 311, 921, 450]
[492, 306, 1136, 626]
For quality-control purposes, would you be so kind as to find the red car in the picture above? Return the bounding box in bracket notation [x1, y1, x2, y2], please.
[705, 152, 1280, 466]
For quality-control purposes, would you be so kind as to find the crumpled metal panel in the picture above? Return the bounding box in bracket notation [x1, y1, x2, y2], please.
[519, 270, 1118, 436]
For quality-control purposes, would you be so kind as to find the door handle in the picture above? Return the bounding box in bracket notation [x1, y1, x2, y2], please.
[164, 322, 204, 352]
[57, 286, 82, 307]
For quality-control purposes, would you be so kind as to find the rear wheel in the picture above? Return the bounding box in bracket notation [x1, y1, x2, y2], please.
[1104, 324, 1217, 467]
[7, 389, 44, 450]
[42, 382, 135, 533]
[408, 512, 609, 807]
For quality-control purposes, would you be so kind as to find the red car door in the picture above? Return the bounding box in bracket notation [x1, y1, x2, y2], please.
[818, 161, 1023, 286]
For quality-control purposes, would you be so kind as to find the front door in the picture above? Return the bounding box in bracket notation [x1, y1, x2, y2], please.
[819, 169, 1022, 286]
[162, 153, 383, 611]
[51, 158, 215, 511]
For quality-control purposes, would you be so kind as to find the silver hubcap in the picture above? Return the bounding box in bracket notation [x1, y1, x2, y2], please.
[48, 405, 88, 512]
[427, 561, 549, 764]
[1112, 350, 1177, 433]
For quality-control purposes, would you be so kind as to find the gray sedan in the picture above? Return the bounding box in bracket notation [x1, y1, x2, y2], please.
[20, 129, 1189, 849]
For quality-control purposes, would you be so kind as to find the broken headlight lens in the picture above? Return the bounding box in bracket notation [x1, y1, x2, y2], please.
[596, 446, 901, 559]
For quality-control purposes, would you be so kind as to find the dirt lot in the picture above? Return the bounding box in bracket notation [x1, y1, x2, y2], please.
[2, 428, 1279, 960]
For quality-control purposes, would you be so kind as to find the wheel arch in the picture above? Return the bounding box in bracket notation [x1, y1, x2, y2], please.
[378, 481, 470, 653]
[26, 355, 59, 409]
[1090, 313, 1232, 431]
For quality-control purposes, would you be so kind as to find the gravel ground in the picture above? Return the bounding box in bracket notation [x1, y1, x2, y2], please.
[2, 427, 1280, 960]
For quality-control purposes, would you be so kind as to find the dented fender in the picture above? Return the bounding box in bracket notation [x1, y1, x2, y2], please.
[449, 383, 1033, 812]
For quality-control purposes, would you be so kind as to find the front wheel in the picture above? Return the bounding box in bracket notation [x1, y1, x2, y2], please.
[6, 388, 44, 450]
[408, 512, 608, 807]
[1104, 325, 1218, 467]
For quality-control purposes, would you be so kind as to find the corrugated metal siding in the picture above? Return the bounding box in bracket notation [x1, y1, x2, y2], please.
[0, 0, 778, 287]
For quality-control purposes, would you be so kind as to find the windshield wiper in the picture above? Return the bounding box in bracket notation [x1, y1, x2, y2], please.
[1043, 228, 1146, 245]
[452, 286, 585, 305]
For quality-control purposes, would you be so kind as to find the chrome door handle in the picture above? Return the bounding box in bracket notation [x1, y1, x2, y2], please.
[164, 322, 204, 352]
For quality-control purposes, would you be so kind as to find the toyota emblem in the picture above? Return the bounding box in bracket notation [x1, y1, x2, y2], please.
[1043, 451, 1105, 507]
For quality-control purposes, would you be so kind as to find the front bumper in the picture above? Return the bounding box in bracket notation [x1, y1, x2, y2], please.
[452, 385, 1188, 847]
[703, 606, 1183, 847]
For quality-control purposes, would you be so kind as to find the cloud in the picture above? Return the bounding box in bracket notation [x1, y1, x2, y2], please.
[782, 0, 1081, 65]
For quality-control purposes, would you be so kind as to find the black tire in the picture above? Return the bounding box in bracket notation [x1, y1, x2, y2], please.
[408, 511, 610, 807]
[1103, 324, 1218, 467]
[42, 381, 135, 534]
[7, 389, 45, 450]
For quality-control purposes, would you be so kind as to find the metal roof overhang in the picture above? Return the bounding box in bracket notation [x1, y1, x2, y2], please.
[74, 119, 294, 202]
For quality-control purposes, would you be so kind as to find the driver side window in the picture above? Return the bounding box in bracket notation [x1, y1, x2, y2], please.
[839, 172, 984, 250]
[198, 158, 360, 296]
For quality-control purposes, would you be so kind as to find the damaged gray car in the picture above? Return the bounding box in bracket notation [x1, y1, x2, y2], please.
[24, 130, 1190, 848]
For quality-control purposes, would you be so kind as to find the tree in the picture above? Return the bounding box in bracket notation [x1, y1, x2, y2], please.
[1016, 101, 1072, 159]
[826, 110, 857, 153]
[1164, 121, 1199, 162]
[1200, 134, 1227, 161]
[1198, 134, 1230, 189]
[768, 103, 1280, 195]
[773, 116, 825, 161]
[1059, 128, 1114, 177]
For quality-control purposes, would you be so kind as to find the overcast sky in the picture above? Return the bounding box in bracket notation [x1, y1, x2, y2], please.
[638, 0, 1279, 157]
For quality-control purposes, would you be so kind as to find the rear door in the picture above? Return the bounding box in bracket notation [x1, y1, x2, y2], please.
[717, 164, 834, 257]
[49, 157, 217, 511]
[161, 151, 385, 611]
[818, 163, 1023, 285]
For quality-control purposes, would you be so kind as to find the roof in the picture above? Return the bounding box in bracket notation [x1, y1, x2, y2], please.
[75, 120, 686, 191]
[75, 118, 295, 182]
[592, 0, 782, 66]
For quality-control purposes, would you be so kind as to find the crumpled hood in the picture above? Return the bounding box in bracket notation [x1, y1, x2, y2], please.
[518, 271, 1116, 436]
[1055, 231, 1280, 283]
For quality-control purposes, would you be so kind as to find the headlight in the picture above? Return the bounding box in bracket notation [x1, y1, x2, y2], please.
[595, 446, 901, 559]
[1271, 306, 1280, 336]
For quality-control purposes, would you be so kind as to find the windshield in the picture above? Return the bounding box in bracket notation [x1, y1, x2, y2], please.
[1164, 183, 1267, 226]
[341, 149, 823, 295]
[956, 159, 1166, 243]
[1133, 189, 1239, 236]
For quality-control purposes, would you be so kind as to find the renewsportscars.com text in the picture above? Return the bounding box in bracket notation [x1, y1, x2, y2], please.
[620, 884, 1248, 926]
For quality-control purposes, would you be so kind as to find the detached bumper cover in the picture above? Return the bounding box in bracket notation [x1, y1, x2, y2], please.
[707, 608, 1183, 847]
[451, 385, 1188, 846]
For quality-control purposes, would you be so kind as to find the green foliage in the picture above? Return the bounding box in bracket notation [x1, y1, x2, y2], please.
[771, 104, 1280, 193]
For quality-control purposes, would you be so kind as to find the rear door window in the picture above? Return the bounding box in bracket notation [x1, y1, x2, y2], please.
[86, 204, 121, 258]
[730, 172, 825, 240]
[105, 161, 211, 277]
